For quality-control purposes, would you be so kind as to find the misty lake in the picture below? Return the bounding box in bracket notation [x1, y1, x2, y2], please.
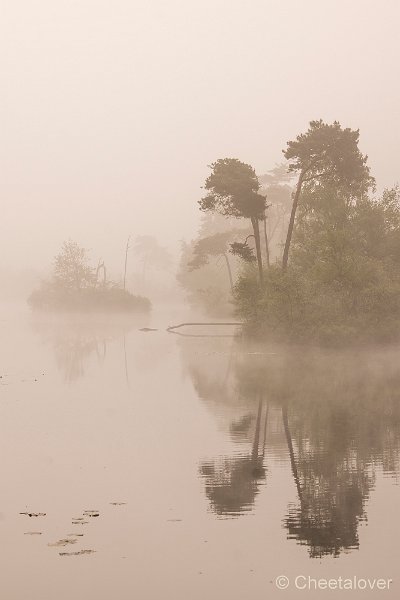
[1, 305, 399, 599]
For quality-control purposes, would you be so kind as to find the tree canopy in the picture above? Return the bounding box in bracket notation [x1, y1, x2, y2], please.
[283, 119, 374, 195]
[188, 229, 250, 270]
[54, 240, 95, 291]
[199, 158, 266, 283]
[282, 120, 374, 269]
[199, 158, 265, 219]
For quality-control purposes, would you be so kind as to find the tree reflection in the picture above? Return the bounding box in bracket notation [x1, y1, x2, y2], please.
[282, 403, 374, 557]
[179, 336, 400, 556]
[200, 395, 268, 516]
[31, 317, 135, 382]
[278, 348, 400, 557]
[54, 331, 103, 382]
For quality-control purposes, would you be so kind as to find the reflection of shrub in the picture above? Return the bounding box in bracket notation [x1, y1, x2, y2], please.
[28, 284, 151, 313]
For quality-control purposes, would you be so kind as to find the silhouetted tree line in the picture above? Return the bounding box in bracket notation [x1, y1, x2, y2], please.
[186, 120, 400, 343]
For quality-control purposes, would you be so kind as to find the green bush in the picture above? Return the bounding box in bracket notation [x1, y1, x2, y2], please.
[28, 284, 151, 314]
[234, 188, 400, 345]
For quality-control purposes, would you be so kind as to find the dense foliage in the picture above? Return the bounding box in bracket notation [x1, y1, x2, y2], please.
[235, 186, 400, 344]
[282, 120, 373, 268]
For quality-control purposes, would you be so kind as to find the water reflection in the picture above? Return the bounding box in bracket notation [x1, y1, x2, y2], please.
[201, 396, 268, 516]
[282, 401, 373, 558]
[280, 349, 400, 557]
[31, 316, 136, 382]
[179, 337, 400, 557]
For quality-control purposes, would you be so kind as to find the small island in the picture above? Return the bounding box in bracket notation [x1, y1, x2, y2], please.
[28, 240, 151, 313]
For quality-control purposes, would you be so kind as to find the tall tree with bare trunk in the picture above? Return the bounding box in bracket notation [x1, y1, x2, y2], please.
[199, 159, 266, 285]
[282, 120, 373, 269]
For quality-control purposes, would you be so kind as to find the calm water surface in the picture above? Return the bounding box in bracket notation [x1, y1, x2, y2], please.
[1, 305, 399, 599]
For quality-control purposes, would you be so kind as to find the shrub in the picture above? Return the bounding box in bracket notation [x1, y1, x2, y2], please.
[28, 284, 151, 314]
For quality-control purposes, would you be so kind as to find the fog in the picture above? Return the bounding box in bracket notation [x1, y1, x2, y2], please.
[2, 0, 400, 279]
[2, 4, 400, 594]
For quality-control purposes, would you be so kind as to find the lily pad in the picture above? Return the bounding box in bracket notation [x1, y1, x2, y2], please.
[48, 538, 77, 547]
[83, 510, 100, 517]
[59, 549, 96, 557]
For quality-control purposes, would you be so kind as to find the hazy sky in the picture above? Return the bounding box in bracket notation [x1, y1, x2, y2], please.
[1, 0, 399, 274]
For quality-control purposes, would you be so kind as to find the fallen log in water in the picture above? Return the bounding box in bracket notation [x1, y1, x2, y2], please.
[166, 322, 242, 337]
